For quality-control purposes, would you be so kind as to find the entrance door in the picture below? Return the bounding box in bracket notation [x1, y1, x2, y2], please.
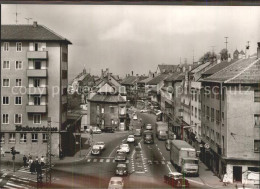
[233, 166, 242, 182]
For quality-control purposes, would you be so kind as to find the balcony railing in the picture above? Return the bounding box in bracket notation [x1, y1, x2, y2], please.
[26, 105, 47, 113]
[27, 51, 48, 59]
[27, 69, 47, 77]
[27, 87, 47, 95]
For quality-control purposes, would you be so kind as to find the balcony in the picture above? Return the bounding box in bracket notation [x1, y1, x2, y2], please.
[27, 51, 48, 59]
[27, 87, 47, 95]
[26, 105, 47, 113]
[27, 69, 47, 77]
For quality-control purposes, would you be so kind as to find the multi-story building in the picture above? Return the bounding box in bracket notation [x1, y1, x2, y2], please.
[200, 44, 260, 185]
[1, 22, 73, 156]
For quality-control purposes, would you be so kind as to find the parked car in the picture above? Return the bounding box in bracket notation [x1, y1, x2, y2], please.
[117, 144, 130, 153]
[145, 124, 153, 130]
[114, 151, 127, 162]
[165, 139, 171, 151]
[140, 109, 148, 113]
[91, 127, 102, 134]
[115, 163, 128, 176]
[108, 177, 124, 189]
[164, 172, 189, 188]
[102, 127, 114, 133]
[127, 135, 135, 143]
[95, 142, 106, 150]
[134, 129, 142, 137]
[91, 145, 102, 155]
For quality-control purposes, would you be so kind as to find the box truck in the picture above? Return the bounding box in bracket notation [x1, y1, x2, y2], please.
[170, 140, 199, 176]
[155, 122, 168, 140]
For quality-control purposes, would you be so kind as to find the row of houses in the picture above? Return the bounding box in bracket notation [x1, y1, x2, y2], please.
[137, 44, 260, 185]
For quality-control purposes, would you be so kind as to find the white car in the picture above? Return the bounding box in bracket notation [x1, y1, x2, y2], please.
[91, 127, 102, 134]
[145, 124, 152, 130]
[108, 177, 124, 189]
[117, 144, 130, 153]
[91, 145, 101, 155]
[133, 115, 138, 120]
[95, 142, 106, 150]
[127, 135, 135, 143]
[140, 109, 148, 113]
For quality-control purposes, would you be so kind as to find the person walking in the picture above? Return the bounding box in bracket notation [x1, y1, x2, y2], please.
[23, 155, 27, 167]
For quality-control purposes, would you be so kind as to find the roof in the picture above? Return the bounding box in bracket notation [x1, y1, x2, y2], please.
[88, 94, 126, 103]
[147, 74, 168, 85]
[1, 24, 71, 44]
[190, 62, 211, 74]
[202, 59, 237, 76]
[121, 76, 138, 85]
[164, 72, 181, 82]
[234, 49, 239, 54]
[138, 77, 153, 84]
[201, 57, 260, 84]
[158, 64, 178, 73]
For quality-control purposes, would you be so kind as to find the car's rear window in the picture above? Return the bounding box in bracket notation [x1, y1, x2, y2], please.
[111, 181, 122, 185]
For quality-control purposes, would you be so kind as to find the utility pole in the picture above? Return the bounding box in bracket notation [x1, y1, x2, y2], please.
[25, 17, 32, 24]
[224, 37, 228, 51]
[46, 117, 52, 185]
[14, 5, 21, 24]
[246, 41, 250, 58]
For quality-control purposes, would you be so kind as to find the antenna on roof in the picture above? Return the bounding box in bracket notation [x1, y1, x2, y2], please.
[14, 5, 21, 24]
[245, 41, 250, 58]
[224, 37, 228, 51]
[25, 17, 32, 24]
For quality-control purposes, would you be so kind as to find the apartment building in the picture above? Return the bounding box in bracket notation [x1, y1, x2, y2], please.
[1, 22, 72, 156]
[200, 46, 260, 185]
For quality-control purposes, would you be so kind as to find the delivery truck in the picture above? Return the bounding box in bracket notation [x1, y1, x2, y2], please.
[170, 140, 199, 176]
[155, 122, 168, 140]
[143, 130, 154, 144]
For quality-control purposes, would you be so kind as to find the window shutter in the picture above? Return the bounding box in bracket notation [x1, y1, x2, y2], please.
[29, 42, 34, 51]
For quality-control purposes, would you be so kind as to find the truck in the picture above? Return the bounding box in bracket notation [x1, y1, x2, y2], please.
[143, 130, 154, 144]
[170, 140, 199, 176]
[155, 122, 168, 140]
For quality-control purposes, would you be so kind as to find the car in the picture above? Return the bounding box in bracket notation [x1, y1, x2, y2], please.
[91, 127, 102, 134]
[133, 115, 138, 120]
[91, 145, 102, 155]
[95, 142, 106, 150]
[102, 127, 114, 133]
[165, 139, 171, 151]
[117, 144, 130, 153]
[115, 163, 128, 176]
[114, 151, 127, 162]
[134, 129, 142, 137]
[164, 172, 189, 188]
[126, 135, 135, 143]
[145, 124, 152, 130]
[108, 177, 124, 189]
[140, 109, 148, 113]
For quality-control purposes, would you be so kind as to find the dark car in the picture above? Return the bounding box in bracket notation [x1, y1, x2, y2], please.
[164, 172, 189, 188]
[114, 151, 127, 162]
[102, 127, 114, 133]
[115, 163, 128, 176]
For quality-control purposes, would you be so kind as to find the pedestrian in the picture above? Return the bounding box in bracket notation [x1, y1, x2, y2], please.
[35, 160, 42, 174]
[28, 157, 33, 169]
[223, 172, 228, 186]
[59, 149, 63, 160]
[28, 153, 32, 159]
[23, 155, 27, 167]
[40, 156, 45, 167]
[30, 160, 35, 174]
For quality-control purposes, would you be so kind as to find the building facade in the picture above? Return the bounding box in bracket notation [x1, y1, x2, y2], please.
[1, 22, 72, 156]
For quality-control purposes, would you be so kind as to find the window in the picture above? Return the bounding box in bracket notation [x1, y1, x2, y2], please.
[15, 61, 22, 69]
[16, 42, 22, 52]
[20, 133, 27, 143]
[195, 92, 197, 102]
[3, 61, 10, 69]
[206, 106, 210, 120]
[110, 107, 115, 114]
[15, 97, 22, 105]
[191, 106, 194, 116]
[97, 105, 100, 113]
[211, 88, 215, 99]
[101, 107, 104, 114]
[62, 52, 68, 62]
[216, 110, 220, 124]
[2, 96, 9, 105]
[199, 109, 201, 120]
[0, 134, 5, 143]
[111, 119, 114, 125]
[3, 79, 10, 87]
[211, 108, 214, 122]
[34, 43, 39, 51]
[15, 79, 22, 87]
[62, 70, 68, 79]
[222, 112, 224, 121]
[34, 79, 40, 87]
[2, 114, 9, 124]
[3, 42, 9, 51]
[195, 107, 197, 118]
[42, 133, 47, 143]
[254, 140, 260, 152]
[33, 114, 41, 124]
[35, 61, 41, 69]
[254, 90, 260, 102]
[34, 96, 41, 105]
[32, 133, 38, 143]
[254, 115, 260, 127]
[63, 88, 68, 95]
[9, 133, 16, 143]
[199, 93, 201, 103]
[202, 105, 205, 117]
[15, 114, 22, 124]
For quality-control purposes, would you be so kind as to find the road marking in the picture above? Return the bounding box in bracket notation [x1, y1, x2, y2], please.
[6, 182, 24, 188]
[93, 159, 97, 162]
[100, 159, 104, 162]
[186, 178, 205, 185]
[10, 177, 29, 183]
[87, 159, 91, 162]
[106, 159, 110, 163]
[162, 157, 165, 160]
[1, 173, 7, 178]
[112, 160, 115, 163]
[4, 186, 16, 189]
[135, 171, 145, 174]
[167, 161, 171, 164]
[161, 161, 165, 164]
[126, 160, 129, 163]
[108, 145, 118, 157]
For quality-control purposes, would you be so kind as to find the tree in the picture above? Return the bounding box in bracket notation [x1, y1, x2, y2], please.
[220, 48, 228, 61]
[199, 51, 217, 64]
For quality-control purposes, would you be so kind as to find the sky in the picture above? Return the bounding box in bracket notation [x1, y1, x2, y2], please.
[2, 5, 260, 80]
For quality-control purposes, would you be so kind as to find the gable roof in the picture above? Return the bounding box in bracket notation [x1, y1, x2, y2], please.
[1, 24, 72, 44]
[164, 72, 181, 82]
[190, 62, 212, 74]
[138, 77, 153, 84]
[147, 74, 168, 85]
[121, 76, 138, 85]
[97, 83, 116, 93]
[158, 65, 178, 73]
[201, 57, 260, 84]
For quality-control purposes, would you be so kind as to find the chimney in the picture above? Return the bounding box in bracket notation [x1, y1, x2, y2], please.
[33, 21, 38, 27]
[257, 42, 260, 59]
[132, 71, 133, 76]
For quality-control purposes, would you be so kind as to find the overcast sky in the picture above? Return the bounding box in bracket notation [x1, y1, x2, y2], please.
[2, 5, 260, 80]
